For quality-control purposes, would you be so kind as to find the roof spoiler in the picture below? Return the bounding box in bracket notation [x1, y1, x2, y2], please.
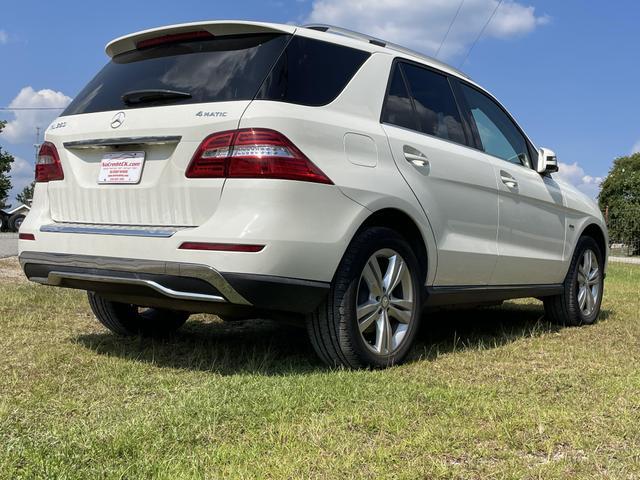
[105, 20, 297, 57]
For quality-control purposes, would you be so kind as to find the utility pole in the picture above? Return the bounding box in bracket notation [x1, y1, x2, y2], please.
[33, 126, 41, 160]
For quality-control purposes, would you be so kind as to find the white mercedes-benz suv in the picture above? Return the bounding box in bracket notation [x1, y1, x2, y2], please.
[19, 21, 608, 368]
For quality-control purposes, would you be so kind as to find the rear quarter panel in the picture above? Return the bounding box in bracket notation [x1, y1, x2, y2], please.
[238, 52, 439, 285]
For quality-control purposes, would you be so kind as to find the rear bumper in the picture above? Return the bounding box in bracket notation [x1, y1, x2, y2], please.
[20, 252, 329, 315]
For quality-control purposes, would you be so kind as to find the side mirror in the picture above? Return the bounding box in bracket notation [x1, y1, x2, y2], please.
[536, 147, 559, 174]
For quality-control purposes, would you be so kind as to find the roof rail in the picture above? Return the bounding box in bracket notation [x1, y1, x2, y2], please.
[303, 24, 471, 80]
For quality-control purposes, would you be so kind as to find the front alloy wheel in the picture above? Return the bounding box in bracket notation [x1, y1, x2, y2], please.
[544, 236, 604, 326]
[576, 249, 601, 317]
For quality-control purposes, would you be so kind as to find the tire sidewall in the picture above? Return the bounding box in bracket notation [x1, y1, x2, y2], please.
[336, 228, 423, 367]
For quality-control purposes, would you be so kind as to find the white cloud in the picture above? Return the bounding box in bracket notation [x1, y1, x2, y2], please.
[3, 87, 72, 144]
[0, 30, 7, 45]
[7, 156, 35, 207]
[556, 161, 603, 198]
[632, 140, 640, 155]
[304, 0, 549, 59]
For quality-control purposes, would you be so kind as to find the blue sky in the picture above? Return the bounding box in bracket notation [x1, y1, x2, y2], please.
[1, 0, 639, 203]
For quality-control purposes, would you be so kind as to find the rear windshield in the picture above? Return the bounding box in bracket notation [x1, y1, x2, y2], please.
[62, 33, 370, 116]
[62, 33, 290, 115]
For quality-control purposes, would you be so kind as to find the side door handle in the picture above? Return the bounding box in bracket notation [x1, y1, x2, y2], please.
[500, 170, 518, 189]
[402, 145, 430, 172]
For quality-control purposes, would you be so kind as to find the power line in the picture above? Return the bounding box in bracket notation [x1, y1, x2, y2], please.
[435, 0, 465, 59]
[0, 107, 65, 111]
[459, 0, 504, 68]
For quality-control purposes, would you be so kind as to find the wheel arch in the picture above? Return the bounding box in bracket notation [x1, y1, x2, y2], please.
[354, 208, 429, 283]
[579, 223, 607, 261]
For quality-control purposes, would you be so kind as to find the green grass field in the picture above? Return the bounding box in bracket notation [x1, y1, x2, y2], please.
[1, 258, 639, 479]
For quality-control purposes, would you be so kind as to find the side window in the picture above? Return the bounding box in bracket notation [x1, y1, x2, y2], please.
[381, 64, 418, 131]
[401, 63, 466, 145]
[460, 84, 532, 168]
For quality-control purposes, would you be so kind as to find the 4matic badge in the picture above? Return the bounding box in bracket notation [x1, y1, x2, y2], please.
[196, 111, 227, 118]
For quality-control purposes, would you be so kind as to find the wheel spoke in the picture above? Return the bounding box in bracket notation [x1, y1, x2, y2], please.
[588, 266, 599, 283]
[388, 305, 412, 324]
[374, 311, 393, 354]
[357, 301, 378, 320]
[358, 310, 380, 333]
[578, 286, 587, 310]
[383, 255, 405, 293]
[390, 298, 413, 310]
[583, 252, 592, 276]
[383, 310, 393, 354]
[362, 259, 383, 297]
[586, 287, 595, 312]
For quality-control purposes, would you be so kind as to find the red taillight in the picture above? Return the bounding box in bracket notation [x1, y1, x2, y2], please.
[178, 242, 264, 252]
[137, 31, 214, 50]
[19, 233, 35, 241]
[185, 128, 333, 185]
[36, 141, 64, 182]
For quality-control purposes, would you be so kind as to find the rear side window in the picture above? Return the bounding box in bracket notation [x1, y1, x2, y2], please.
[460, 84, 532, 168]
[400, 63, 466, 145]
[381, 64, 417, 130]
[62, 33, 290, 116]
[256, 36, 370, 106]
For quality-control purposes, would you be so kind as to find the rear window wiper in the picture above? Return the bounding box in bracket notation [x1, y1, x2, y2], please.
[122, 89, 192, 105]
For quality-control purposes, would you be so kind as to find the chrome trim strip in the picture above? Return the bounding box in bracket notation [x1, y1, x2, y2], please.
[47, 271, 226, 303]
[19, 251, 250, 306]
[63, 136, 182, 149]
[40, 223, 181, 238]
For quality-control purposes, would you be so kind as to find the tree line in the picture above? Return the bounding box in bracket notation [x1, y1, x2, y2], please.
[0, 120, 35, 210]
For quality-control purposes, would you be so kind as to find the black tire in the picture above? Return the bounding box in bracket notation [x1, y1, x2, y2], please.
[87, 292, 190, 336]
[543, 236, 604, 326]
[307, 227, 423, 369]
[9, 213, 25, 232]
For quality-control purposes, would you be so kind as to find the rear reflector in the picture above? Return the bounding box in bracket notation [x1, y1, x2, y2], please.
[137, 31, 214, 50]
[36, 141, 64, 182]
[186, 128, 333, 184]
[179, 242, 264, 252]
[19, 233, 35, 241]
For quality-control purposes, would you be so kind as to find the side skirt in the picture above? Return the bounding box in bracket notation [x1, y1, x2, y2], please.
[424, 284, 564, 307]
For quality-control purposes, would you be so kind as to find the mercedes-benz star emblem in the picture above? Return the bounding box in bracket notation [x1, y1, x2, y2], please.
[110, 111, 125, 129]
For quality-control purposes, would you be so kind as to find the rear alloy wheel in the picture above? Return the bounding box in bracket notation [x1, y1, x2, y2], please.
[544, 236, 604, 326]
[88, 292, 190, 336]
[357, 249, 415, 356]
[307, 227, 422, 368]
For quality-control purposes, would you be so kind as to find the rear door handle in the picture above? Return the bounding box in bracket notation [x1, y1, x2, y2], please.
[402, 145, 429, 171]
[500, 170, 518, 189]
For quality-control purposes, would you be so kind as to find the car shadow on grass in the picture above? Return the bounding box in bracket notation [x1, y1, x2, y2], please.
[74, 302, 610, 375]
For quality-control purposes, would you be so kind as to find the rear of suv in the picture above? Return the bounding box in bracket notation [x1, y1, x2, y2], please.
[19, 21, 608, 368]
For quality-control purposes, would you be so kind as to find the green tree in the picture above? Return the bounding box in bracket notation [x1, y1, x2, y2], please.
[0, 120, 14, 210]
[16, 181, 35, 206]
[599, 152, 640, 253]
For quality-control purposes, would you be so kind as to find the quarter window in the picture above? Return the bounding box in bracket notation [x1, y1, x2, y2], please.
[256, 36, 370, 107]
[460, 84, 532, 168]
